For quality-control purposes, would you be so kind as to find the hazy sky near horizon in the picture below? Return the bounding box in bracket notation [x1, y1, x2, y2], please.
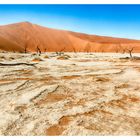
[0, 4, 140, 39]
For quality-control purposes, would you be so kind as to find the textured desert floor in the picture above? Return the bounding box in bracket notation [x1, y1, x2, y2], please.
[0, 52, 140, 136]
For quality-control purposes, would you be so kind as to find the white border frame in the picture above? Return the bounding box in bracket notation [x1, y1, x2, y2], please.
[0, 0, 140, 139]
[0, 0, 140, 4]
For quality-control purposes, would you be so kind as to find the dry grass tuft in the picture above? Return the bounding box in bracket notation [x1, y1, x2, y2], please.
[0, 56, 5, 59]
[32, 57, 43, 62]
[44, 55, 49, 59]
[9, 57, 15, 60]
[57, 55, 71, 60]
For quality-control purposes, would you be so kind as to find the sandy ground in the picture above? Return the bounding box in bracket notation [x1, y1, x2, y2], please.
[0, 52, 140, 136]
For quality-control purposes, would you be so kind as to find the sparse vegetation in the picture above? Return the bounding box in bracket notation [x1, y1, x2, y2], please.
[24, 43, 28, 53]
[0, 62, 36, 67]
[36, 46, 42, 56]
[71, 46, 77, 53]
[57, 54, 71, 60]
[56, 47, 66, 56]
[32, 57, 43, 62]
[44, 55, 49, 59]
[0, 56, 5, 59]
[126, 47, 134, 58]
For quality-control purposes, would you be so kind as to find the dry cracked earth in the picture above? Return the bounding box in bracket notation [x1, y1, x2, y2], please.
[0, 52, 140, 136]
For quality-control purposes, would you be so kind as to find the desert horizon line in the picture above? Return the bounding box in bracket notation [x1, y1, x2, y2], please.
[0, 21, 140, 41]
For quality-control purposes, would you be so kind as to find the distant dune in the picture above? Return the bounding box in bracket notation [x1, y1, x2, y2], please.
[0, 22, 140, 52]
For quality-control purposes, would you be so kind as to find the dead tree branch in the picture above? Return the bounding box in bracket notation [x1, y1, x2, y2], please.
[24, 43, 28, 53]
[71, 46, 77, 53]
[57, 47, 66, 56]
[126, 47, 134, 58]
[36, 46, 42, 56]
[0, 62, 37, 67]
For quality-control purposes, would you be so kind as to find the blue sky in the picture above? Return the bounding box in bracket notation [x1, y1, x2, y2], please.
[0, 5, 140, 39]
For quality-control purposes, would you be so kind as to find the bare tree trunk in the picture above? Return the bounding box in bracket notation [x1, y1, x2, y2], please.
[0, 62, 36, 67]
[130, 51, 132, 58]
[72, 46, 77, 54]
[36, 46, 41, 56]
[24, 45, 28, 53]
[58, 47, 65, 56]
[127, 48, 134, 58]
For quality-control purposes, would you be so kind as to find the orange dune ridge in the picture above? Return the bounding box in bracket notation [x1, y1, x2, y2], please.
[0, 22, 140, 53]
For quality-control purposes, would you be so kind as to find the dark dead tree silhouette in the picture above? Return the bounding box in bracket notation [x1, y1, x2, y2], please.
[44, 48, 47, 52]
[60, 47, 66, 52]
[36, 45, 42, 56]
[71, 46, 77, 54]
[57, 47, 66, 56]
[24, 43, 28, 53]
[0, 62, 37, 67]
[126, 47, 134, 58]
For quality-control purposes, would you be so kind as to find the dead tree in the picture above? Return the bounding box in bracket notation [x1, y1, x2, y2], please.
[44, 48, 47, 52]
[0, 62, 36, 67]
[24, 43, 28, 53]
[60, 47, 65, 52]
[126, 47, 134, 58]
[72, 46, 77, 53]
[36, 46, 41, 56]
[57, 47, 65, 56]
[84, 43, 91, 53]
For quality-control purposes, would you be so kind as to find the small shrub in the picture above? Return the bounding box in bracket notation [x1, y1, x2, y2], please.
[9, 57, 15, 60]
[32, 57, 43, 62]
[57, 55, 71, 60]
[44, 55, 49, 59]
[0, 56, 5, 59]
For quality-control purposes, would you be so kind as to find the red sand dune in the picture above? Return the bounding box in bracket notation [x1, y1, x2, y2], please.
[0, 22, 140, 53]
